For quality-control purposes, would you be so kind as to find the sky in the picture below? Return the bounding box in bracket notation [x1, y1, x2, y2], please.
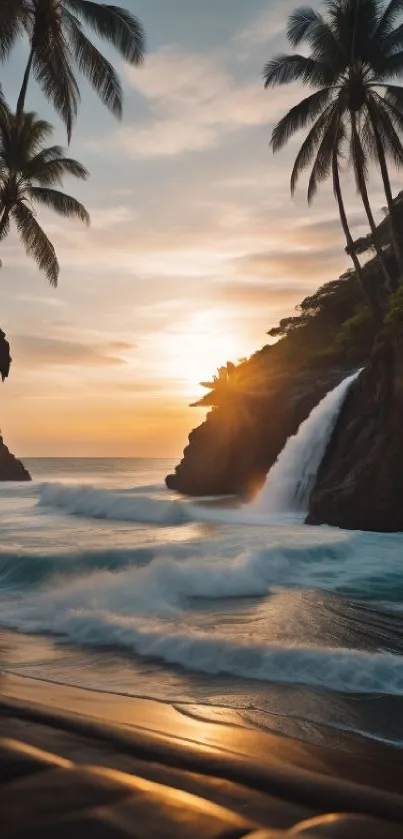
[0, 0, 393, 457]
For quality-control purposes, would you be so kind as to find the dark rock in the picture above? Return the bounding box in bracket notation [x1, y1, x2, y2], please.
[166, 366, 351, 498]
[0, 436, 31, 481]
[307, 335, 403, 532]
[0, 329, 11, 381]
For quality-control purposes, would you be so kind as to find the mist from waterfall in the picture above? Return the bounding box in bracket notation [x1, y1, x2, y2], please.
[253, 370, 361, 515]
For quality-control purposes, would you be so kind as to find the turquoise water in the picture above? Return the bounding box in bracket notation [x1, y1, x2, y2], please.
[1, 457, 403, 747]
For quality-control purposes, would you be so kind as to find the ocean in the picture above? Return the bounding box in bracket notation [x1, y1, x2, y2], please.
[2, 445, 403, 750]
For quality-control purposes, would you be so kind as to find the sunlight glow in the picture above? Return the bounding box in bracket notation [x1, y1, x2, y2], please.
[166, 311, 239, 396]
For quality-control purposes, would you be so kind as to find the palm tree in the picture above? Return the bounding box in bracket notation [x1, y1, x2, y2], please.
[6, 0, 145, 140]
[264, 0, 403, 301]
[350, 108, 396, 293]
[0, 109, 89, 286]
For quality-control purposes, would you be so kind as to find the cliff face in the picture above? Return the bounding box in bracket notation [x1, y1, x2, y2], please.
[166, 366, 350, 498]
[0, 436, 31, 481]
[308, 335, 403, 532]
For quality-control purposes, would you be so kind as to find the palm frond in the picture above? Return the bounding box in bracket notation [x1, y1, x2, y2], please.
[0, 209, 10, 241]
[66, 13, 123, 118]
[12, 201, 59, 286]
[0, 86, 8, 127]
[294, 14, 345, 69]
[287, 7, 323, 46]
[26, 149, 89, 185]
[271, 87, 333, 152]
[367, 92, 403, 167]
[29, 187, 90, 224]
[16, 112, 53, 154]
[328, 0, 383, 63]
[0, 111, 54, 172]
[63, 0, 145, 64]
[32, 7, 80, 141]
[375, 0, 403, 41]
[383, 83, 403, 111]
[307, 102, 342, 203]
[381, 21, 403, 52]
[0, 0, 24, 59]
[263, 54, 334, 87]
[376, 48, 403, 79]
[290, 101, 338, 193]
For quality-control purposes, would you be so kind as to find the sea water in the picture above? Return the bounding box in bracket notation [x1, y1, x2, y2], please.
[1, 453, 403, 748]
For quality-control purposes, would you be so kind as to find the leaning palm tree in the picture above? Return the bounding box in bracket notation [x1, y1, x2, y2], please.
[6, 0, 145, 140]
[264, 0, 403, 299]
[0, 109, 89, 286]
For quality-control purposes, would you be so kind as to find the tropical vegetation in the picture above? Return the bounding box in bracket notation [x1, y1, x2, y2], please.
[1, 0, 145, 139]
[264, 0, 403, 319]
[0, 1, 146, 380]
[0, 110, 89, 286]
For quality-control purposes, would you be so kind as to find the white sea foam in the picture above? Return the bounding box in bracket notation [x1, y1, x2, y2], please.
[3, 587, 403, 696]
[39, 482, 191, 526]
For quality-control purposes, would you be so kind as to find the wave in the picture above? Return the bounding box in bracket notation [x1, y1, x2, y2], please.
[0, 546, 157, 590]
[2, 528, 403, 604]
[3, 595, 403, 695]
[38, 482, 191, 526]
[36, 482, 315, 528]
[0, 545, 291, 609]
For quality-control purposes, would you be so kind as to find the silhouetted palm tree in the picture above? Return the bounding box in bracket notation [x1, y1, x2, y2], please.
[264, 0, 403, 303]
[0, 110, 89, 285]
[3, 0, 145, 140]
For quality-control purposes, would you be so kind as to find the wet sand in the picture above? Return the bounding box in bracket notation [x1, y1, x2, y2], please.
[3, 662, 403, 826]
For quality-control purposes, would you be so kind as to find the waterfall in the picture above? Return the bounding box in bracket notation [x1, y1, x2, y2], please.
[253, 370, 361, 515]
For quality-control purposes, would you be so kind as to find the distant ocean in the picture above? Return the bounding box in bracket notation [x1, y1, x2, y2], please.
[1, 456, 403, 748]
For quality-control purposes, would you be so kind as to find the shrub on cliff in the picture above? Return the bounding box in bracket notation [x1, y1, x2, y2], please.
[384, 286, 403, 333]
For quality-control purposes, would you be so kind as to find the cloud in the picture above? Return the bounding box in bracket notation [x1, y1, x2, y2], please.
[11, 336, 134, 368]
[117, 46, 298, 158]
[237, 0, 321, 47]
[234, 244, 348, 282]
[216, 280, 312, 308]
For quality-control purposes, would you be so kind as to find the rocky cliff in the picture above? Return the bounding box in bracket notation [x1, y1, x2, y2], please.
[0, 436, 31, 481]
[165, 270, 377, 502]
[166, 365, 351, 498]
[307, 334, 403, 532]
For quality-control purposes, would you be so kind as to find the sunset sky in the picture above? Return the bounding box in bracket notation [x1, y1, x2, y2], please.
[0, 0, 391, 457]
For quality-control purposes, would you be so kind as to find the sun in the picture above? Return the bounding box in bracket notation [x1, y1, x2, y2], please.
[167, 311, 239, 397]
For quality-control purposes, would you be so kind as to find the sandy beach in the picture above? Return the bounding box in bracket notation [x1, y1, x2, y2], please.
[3, 628, 403, 836]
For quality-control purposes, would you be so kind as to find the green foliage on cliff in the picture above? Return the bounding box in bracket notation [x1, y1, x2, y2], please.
[384, 286, 403, 333]
[194, 269, 379, 409]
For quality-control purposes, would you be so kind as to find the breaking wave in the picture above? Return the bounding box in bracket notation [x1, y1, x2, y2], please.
[38, 482, 192, 526]
[3, 591, 403, 696]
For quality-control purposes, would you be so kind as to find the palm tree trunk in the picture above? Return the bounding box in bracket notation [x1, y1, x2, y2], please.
[350, 113, 395, 296]
[359, 177, 397, 295]
[370, 116, 403, 281]
[332, 151, 382, 322]
[16, 47, 34, 118]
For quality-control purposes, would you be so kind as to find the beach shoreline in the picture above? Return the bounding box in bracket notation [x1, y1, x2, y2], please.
[3, 629, 403, 833]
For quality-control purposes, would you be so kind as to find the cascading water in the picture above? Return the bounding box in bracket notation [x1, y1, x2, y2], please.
[253, 370, 361, 514]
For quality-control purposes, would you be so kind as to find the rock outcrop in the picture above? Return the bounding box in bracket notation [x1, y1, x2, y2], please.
[307, 335, 403, 532]
[166, 366, 350, 498]
[0, 330, 11, 382]
[0, 436, 31, 481]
